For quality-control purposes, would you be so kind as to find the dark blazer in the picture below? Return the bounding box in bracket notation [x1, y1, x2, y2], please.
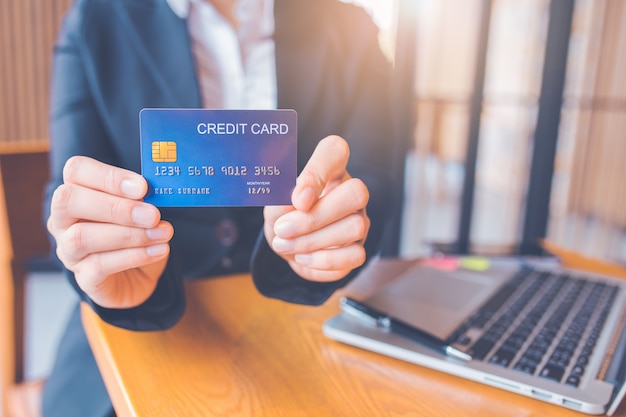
[42, 0, 394, 415]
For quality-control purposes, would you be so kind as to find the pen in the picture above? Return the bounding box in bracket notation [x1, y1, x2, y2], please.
[339, 297, 472, 361]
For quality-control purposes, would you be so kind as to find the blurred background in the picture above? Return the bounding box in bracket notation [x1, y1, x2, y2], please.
[361, 0, 626, 263]
[1, 0, 625, 415]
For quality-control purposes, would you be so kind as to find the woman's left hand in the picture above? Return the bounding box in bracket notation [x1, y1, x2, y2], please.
[263, 135, 370, 282]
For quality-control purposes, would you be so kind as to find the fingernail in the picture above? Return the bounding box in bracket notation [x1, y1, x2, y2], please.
[132, 205, 158, 227]
[121, 179, 144, 199]
[146, 226, 170, 240]
[293, 186, 316, 211]
[272, 237, 295, 253]
[274, 220, 298, 238]
[146, 243, 169, 257]
[295, 253, 313, 265]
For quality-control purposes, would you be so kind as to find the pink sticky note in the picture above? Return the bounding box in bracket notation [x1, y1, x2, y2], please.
[421, 256, 460, 272]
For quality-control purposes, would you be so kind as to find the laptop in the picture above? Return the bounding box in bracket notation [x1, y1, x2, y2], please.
[323, 256, 626, 415]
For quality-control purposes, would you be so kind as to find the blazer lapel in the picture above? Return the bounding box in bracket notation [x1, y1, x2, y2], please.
[274, 0, 328, 131]
[274, 0, 348, 164]
[112, 0, 201, 108]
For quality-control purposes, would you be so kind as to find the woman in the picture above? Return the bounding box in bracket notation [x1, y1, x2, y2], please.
[43, 0, 395, 415]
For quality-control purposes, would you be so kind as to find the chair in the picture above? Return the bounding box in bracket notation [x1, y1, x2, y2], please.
[1, 144, 52, 417]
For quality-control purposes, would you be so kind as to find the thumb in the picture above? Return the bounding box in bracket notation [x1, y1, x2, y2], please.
[292, 135, 350, 211]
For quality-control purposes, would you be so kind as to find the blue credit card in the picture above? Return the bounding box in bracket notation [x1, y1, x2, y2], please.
[140, 109, 297, 207]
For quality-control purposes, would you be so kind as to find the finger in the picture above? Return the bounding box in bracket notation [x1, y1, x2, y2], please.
[293, 244, 366, 274]
[274, 178, 369, 239]
[63, 155, 147, 199]
[50, 183, 161, 231]
[263, 205, 295, 228]
[271, 212, 369, 255]
[263, 204, 295, 243]
[58, 221, 173, 264]
[72, 244, 170, 286]
[295, 245, 366, 271]
[292, 135, 350, 211]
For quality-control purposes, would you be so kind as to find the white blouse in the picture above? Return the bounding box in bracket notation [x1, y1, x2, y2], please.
[166, 0, 277, 110]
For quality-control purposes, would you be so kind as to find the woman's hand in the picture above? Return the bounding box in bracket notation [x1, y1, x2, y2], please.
[263, 136, 370, 282]
[47, 156, 174, 308]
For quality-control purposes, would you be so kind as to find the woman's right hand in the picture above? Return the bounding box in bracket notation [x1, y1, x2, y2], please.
[47, 156, 174, 309]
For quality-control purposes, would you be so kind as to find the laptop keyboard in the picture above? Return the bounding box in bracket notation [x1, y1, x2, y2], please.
[448, 266, 619, 387]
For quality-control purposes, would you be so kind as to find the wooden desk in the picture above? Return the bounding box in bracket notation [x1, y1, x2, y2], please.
[82, 268, 626, 417]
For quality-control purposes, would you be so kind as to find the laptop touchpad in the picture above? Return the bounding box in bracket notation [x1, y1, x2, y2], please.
[366, 266, 497, 338]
